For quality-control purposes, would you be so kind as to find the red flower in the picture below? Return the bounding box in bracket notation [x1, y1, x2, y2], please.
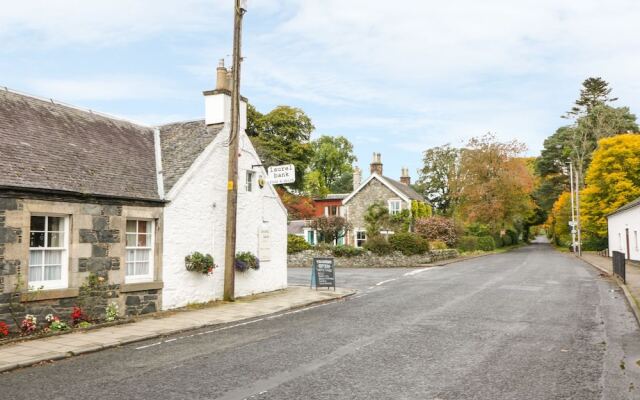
[71, 306, 86, 324]
[0, 321, 9, 336]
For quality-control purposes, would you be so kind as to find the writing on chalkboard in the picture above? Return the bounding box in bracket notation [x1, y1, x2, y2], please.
[311, 257, 335, 290]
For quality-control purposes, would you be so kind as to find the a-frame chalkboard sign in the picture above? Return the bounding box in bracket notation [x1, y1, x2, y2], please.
[310, 257, 335, 290]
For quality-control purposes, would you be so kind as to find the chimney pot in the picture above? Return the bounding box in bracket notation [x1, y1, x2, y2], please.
[370, 152, 383, 175]
[400, 167, 411, 185]
[216, 59, 228, 91]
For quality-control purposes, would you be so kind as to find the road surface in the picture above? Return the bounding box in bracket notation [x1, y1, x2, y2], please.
[2, 244, 640, 399]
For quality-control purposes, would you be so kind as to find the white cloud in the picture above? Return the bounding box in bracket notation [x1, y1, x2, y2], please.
[0, 0, 228, 47]
[26, 76, 184, 101]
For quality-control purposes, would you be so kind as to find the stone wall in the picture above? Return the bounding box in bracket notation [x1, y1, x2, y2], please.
[0, 195, 163, 330]
[288, 249, 459, 268]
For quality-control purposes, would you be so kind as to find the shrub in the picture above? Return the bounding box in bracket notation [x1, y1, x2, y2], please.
[414, 216, 457, 247]
[0, 321, 8, 336]
[20, 314, 37, 334]
[331, 245, 364, 257]
[457, 236, 479, 252]
[429, 240, 448, 250]
[492, 234, 504, 248]
[105, 302, 119, 322]
[506, 229, 519, 245]
[185, 252, 216, 274]
[287, 234, 311, 254]
[388, 232, 430, 255]
[477, 236, 496, 251]
[465, 223, 491, 237]
[501, 234, 513, 246]
[364, 236, 393, 256]
[71, 306, 88, 325]
[235, 252, 259, 272]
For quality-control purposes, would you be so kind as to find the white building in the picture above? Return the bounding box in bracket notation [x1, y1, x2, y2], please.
[607, 197, 640, 260]
[160, 61, 288, 309]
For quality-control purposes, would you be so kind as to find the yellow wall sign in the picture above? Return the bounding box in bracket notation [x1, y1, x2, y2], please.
[227, 180, 234, 191]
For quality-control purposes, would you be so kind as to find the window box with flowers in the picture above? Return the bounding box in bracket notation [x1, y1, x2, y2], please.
[185, 252, 217, 275]
[235, 252, 260, 272]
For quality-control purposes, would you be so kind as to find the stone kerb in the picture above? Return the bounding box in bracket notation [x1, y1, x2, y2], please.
[288, 249, 458, 268]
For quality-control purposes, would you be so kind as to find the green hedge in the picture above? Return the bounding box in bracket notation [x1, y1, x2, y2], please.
[332, 245, 365, 257]
[388, 232, 430, 255]
[364, 236, 393, 255]
[457, 236, 479, 252]
[287, 234, 311, 254]
[429, 240, 448, 250]
[477, 236, 496, 251]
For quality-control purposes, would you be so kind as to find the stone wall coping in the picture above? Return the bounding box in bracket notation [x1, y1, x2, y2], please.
[19, 288, 80, 302]
[120, 281, 164, 293]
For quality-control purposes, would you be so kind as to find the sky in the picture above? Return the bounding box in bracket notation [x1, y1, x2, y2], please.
[2, 0, 640, 181]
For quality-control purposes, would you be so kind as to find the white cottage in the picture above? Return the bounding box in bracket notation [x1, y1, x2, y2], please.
[607, 197, 640, 261]
[159, 62, 288, 309]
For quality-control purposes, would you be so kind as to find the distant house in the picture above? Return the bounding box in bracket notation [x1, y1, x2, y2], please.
[607, 197, 640, 261]
[0, 60, 287, 329]
[342, 153, 425, 247]
[312, 194, 348, 218]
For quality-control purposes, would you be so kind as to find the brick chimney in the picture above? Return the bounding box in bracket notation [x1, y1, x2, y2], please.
[203, 58, 247, 128]
[400, 167, 411, 185]
[353, 166, 362, 190]
[370, 153, 383, 175]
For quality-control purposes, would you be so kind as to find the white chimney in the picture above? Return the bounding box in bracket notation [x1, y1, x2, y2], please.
[353, 166, 362, 191]
[204, 59, 247, 128]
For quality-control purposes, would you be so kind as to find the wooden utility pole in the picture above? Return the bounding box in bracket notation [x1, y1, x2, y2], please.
[223, 0, 246, 301]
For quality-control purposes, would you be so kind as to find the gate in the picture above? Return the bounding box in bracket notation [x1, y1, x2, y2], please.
[612, 251, 626, 283]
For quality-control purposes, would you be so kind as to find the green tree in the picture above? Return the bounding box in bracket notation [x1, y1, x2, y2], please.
[303, 170, 329, 199]
[565, 77, 617, 118]
[250, 105, 314, 191]
[307, 135, 357, 193]
[416, 144, 462, 215]
[364, 202, 390, 238]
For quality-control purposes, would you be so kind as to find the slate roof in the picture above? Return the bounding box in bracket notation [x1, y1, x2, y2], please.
[159, 120, 224, 193]
[380, 176, 425, 201]
[608, 197, 640, 217]
[0, 89, 160, 200]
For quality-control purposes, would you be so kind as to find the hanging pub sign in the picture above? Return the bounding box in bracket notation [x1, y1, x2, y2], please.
[267, 164, 296, 184]
[311, 257, 335, 290]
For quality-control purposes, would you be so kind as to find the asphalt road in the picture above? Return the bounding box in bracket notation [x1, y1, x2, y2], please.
[3, 244, 640, 399]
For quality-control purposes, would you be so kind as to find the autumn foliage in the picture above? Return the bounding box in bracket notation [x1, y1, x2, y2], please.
[277, 188, 315, 220]
[581, 134, 640, 238]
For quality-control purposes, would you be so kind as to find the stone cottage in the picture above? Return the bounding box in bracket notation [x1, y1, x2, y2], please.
[0, 89, 165, 326]
[342, 153, 425, 247]
[0, 61, 287, 328]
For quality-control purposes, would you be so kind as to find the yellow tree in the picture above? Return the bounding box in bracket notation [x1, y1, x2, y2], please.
[545, 192, 572, 246]
[581, 133, 640, 239]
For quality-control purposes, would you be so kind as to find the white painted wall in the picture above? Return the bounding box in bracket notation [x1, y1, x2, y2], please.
[607, 206, 640, 260]
[162, 96, 287, 310]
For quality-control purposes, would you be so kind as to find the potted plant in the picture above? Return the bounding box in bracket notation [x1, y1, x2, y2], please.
[185, 252, 216, 275]
[235, 252, 260, 272]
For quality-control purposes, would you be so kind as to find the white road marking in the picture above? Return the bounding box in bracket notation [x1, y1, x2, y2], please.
[136, 342, 162, 350]
[404, 267, 443, 276]
[376, 278, 397, 286]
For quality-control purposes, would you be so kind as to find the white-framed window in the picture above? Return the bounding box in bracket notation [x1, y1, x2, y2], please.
[125, 219, 154, 283]
[325, 205, 340, 216]
[355, 230, 367, 248]
[246, 170, 255, 192]
[29, 215, 69, 290]
[388, 200, 402, 215]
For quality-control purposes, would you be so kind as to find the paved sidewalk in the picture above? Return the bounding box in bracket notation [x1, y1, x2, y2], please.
[0, 286, 354, 373]
[580, 252, 640, 322]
